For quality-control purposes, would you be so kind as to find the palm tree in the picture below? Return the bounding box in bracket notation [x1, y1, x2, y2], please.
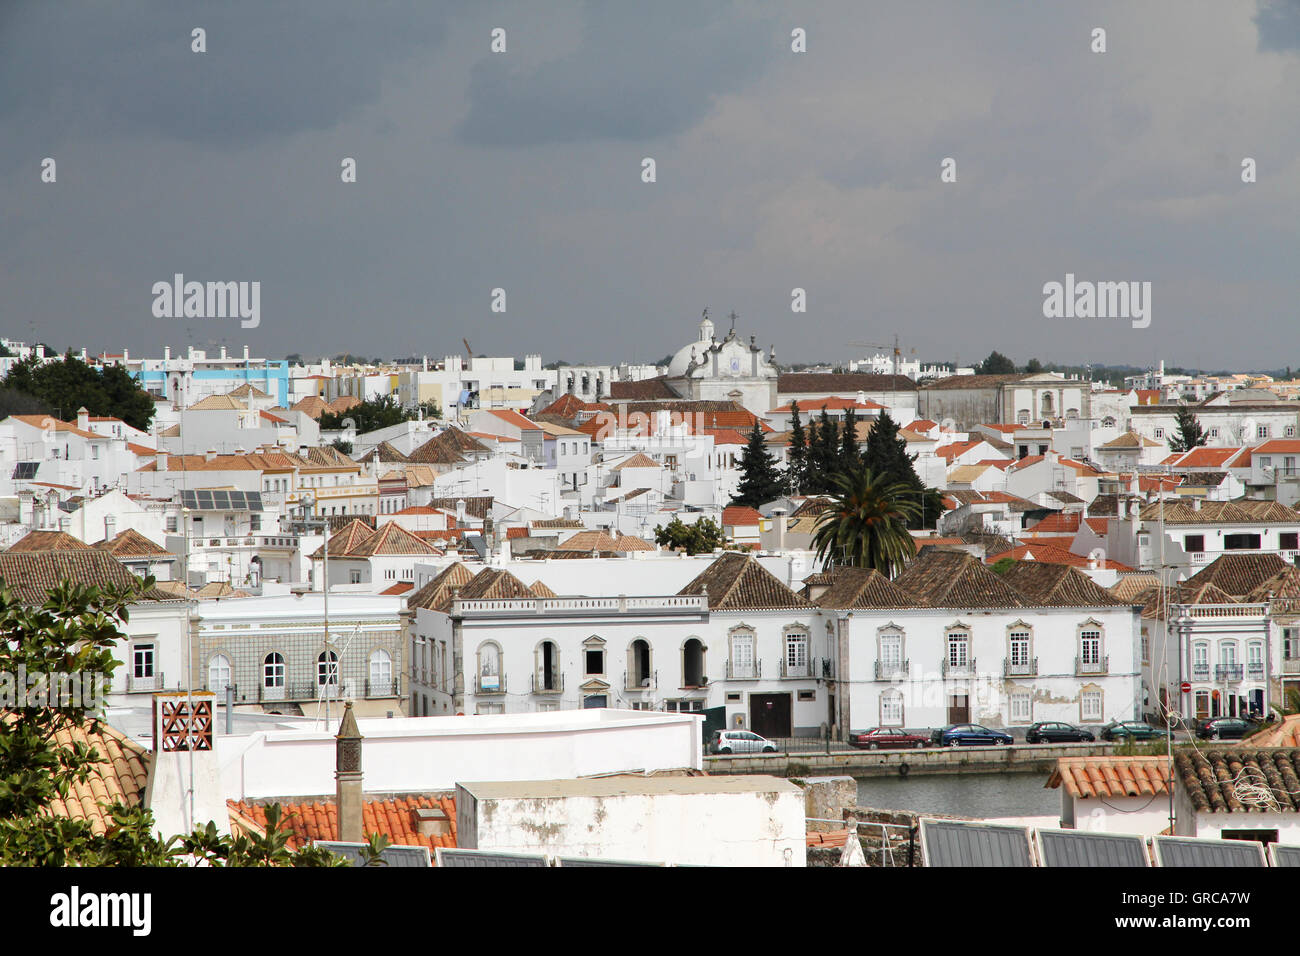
[812, 467, 920, 576]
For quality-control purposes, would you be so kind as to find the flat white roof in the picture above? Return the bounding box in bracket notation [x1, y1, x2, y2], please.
[459, 775, 802, 799]
[196, 592, 402, 622]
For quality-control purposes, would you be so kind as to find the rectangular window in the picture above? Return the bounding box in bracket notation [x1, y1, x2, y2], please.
[1010, 693, 1031, 722]
[1208, 427, 1219, 438]
[1153, 428, 1165, 439]
[1081, 690, 1102, 721]
[1009, 631, 1030, 667]
[797, 689, 816, 702]
[1258, 425, 1270, 439]
[785, 631, 808, 676]
[880, 633, 902, 667]
[585, 649, 604, 674]
[947, 633, 969, 667]
[881, 694, 903, 726]
[133, 644, 155, 679]
[1281, 533, 1298, 551]
[1285, 629, 1300, 660]
[1184, 534, 1205, 553]
[1224, 533, 1261, 551]
[350, 570, 362, 584]
[1288, 426, 1297, 438]
[1080, 630, 1102, 665]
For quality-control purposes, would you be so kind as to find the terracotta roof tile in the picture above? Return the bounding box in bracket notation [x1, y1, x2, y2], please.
[678, 552, 812, 610]
[6, 530, 93, 552]
[406, 562, 475, 611]
[813, 566, 914, 609]
[891, 550, 1026, 609]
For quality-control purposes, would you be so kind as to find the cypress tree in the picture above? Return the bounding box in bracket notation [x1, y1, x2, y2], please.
[786, 401, 807, 494]
[864, 410, 942, 529]
[840, 407, 861, 472]
[732, 420, 785, 508]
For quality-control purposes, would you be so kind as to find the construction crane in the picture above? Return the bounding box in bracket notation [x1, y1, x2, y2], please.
[846, 334, 916, 378]
[462, 337, 473, 364]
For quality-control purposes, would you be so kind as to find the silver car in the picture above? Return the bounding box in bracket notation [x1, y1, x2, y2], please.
[709, 730, 778, 754]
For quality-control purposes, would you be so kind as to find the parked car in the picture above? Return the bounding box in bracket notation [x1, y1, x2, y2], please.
[1099, 720, 1169, 742]
[709, 729, 778, 754]
[850, 727, 929, 750]
[1195, 717, 1254, 741]
[931, 724, 1014, 747]
[1025, 722, 1095, 744]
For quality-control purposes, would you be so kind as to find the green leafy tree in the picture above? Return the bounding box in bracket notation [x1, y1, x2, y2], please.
[811, 467, 919, 575]
[732, 421, 785, 508]
[976, 351, 1017, 375]
[863, 411, 942, 529]
[2, 353, 155, 431]
[1024, 358, 1044, 374]
[990, 556, 1017, 575]
[786, 402, 808, 494]
[654, 516, 724, 555]
[0, 576, 345, 867]
[1168, 403, 1208, 453]
[320, 395, 418, 432]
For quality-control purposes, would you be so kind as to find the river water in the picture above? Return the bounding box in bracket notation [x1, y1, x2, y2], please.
[856, 771, 1060, 819]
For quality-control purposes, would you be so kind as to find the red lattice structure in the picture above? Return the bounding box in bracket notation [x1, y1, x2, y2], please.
[153, 692, 215, 752]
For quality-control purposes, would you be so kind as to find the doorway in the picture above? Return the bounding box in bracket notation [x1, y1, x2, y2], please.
[750, 693, 792, 738]
[947, 694, 970, 724]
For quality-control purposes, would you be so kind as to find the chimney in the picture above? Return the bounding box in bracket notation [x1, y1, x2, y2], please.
[164, 346, 171, 361]
[104, 514, 117, 541]
[856, 390, 866, 406]
[456, 498, 467, 523]
[1118, 498, 1128, 520]
[773, 507, 787, 551]
[157, 450, 168, 471]
[335, 701, 364, 844]
[220, 346, 227, 360]
[243, 345, 250, 361]
[58, 516, 70, 534]
[145, 691, 231, 839]
[1193, 497, 1202, 511]
[76, 406, 90, 431]
[205, 448, 217, 462]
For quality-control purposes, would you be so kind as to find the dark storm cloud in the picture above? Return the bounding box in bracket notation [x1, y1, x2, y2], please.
[457, 2, 776, 146]
[0, 0, 450, 149]
[1256, 0, 1300, 50]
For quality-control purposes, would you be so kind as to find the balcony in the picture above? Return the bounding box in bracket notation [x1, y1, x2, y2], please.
[531, 672, 565, 694]
[1188, 552, 1210, 565]
[258, 681, 350, 703]
[780, 658, 811, 679]
[875, 660, 909, 680]
[476, 674, 506, 695]
[941, 657, 976, 678]
[1283, 659, 1300, 675]
[1075, 655, 1109, 676]
[1247, 661, 1265, 678]
[1192, 664, 1211, 681]
[725, 660, 761, 680]
[126, 672, 164, 693]
[1215, 664, 1244, 682]
[364, 678, 399, 698]
[624, 669, 657, 692]
[1003, 658, 1038, 678]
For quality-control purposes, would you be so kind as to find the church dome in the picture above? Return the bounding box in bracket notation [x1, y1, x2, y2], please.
[666, 314, 717, 377]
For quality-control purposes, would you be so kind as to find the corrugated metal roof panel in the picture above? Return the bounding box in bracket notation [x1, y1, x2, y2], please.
[315, 841, 431, 868]
[1153, 837, 1266, 868]
[1037, 830, 1149, 867]
[1269, 844, 1300, 867]
[436, 848, 548, 868]
[920, 820, 1033, 867]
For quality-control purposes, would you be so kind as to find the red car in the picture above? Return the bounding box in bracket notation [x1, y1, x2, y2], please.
[850, 727, 929, 750]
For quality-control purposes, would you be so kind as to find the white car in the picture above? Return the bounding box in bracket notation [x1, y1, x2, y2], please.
[709, 730, 778, 754]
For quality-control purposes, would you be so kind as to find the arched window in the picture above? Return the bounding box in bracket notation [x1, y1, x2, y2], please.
[535, 640, 561, 692]
[477, 642, 502, 692]
[208, 654, 232, 694]
[683, 638, 705, 687]
[1040, 392, 1054, 417]
[1101, 416, 1117, 428]
[627, 639, 653, 690]
[263, 652, 285, 688]
[318, 650, 339, 688]
[369, 649, 392, 695]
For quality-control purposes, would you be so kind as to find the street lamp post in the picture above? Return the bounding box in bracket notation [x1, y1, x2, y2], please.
[295, 492, 333, 725]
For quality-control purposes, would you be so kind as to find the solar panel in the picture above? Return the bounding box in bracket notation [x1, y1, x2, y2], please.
[246, 491, 263, 512]
[435, 848, 548, 868]
[1037, 829, 1149, 867]
[315, 842, 431, 868]
[180, 490, 197, 509]
[11, 462, 38, 480]
[556, 857, 663, 867]
[1268, 844, 1300, 867]
[1153, 836, 1266, 868]
[212, 491, 231, 510]
[920, 820, 1033, 867]
[196, 490, 214, 509]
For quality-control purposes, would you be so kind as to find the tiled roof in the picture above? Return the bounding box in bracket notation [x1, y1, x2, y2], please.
[365, 441, 411, 463]
[961, 531, 1018, 557]
[407, 434, 466, 465]
[92, 528, 171, 557]
[557, 530, 655, 553]
[486, 409, 540, 431]
[1180, 472, 1228, 486]
[918, 374, 1026, 390]
[230, 794, 458, 854]
[1182, 553, 1290, 597]
[6, 530, 93, 552]
[1137, 499, 1299, 525]
[1109, 572, 1160, 603]
[0, 551, 180, 604]
[309, 519, 376, 559]
[997, 561, 1130, 607]
[530, 518, 586, 530]
[789, 497, 834, 519]
[21, 716, 152, 836]
[813, 566, 914, 609]
[934, 441, 984, 462]
[291, 396, 329, 419]
[1245, 566, 1300, 604]
[678, 552, 811, 610]
[1248, 715, 1300, 749]
[196, 581, 251, 599]
[187, 395, 247, 411]
[327, 396, 362, 414]
[1025, 512, 1082, 535]
[608, 377, 678, 400]
[891, 550, 1026, 609]
[424, 496, 494, 520]
[228, 383, 271, 398]
[721, 505, 763, 527]
[529, 579, 557, 598]
[537, 393, 599, 418]
[380, 581, 414, 595]
[458, 567, 537, 602]
[1048, 756, 1171, 799]
[1139, 581, 1240, 620]
[303, 445, 358, 469]
[406, 562, 475, 611]
[990, 543, 1132, 572]
[778, 373, 917, 393]
[612, 452, 660, 470]
[1172, 447, 1246, 468]
[1175, 749, 1300, 814]
[346, 522, 444, 557]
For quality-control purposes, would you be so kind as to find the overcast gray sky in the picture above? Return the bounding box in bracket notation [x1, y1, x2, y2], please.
[2, 0, 1298, 371]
